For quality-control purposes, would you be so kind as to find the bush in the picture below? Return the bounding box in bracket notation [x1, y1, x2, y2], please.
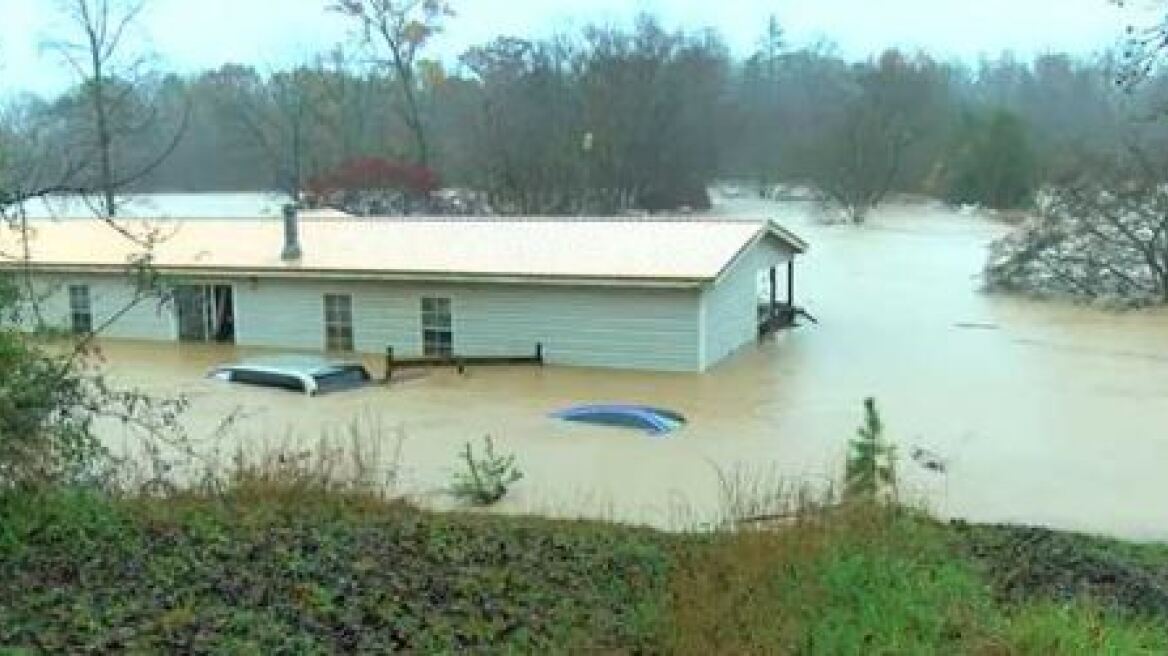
[985, 158, 1168, 304]
[0, 491, 669, 653]
[0, 273, 187, 492]
[0, 313, 107, 489]
[450, 436, 523, 505]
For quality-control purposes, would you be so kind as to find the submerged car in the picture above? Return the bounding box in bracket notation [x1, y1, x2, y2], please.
[550, 404, 686, 435]
[208, 356, 371, 396]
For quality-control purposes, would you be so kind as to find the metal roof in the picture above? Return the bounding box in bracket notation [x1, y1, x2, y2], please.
[2, 216, 806, 287]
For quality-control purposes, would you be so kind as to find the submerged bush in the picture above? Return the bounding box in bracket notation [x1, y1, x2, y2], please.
[986, 159, 1168, 304]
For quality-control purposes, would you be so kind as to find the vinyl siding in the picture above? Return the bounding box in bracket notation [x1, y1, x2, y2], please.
[15, 273, 175, 340]
[12, 274, 703, 371]
[699, 236, 795, 370]
[235, 279, 702, 372]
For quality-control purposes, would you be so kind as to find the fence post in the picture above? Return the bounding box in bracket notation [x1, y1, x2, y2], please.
[383, 345, 394, 384]
[535, 342, 544, 365]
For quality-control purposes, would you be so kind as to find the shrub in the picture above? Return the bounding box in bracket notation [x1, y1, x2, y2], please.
[450, 436, 523, 505]
[844, 397, 897, 502]
[0, 272, 187, 491]
[0, 313, 106, 489]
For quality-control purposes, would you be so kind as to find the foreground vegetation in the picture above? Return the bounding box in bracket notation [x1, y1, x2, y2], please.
[3, 484, 1168, 654]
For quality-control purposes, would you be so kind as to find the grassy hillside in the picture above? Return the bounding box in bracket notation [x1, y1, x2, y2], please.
[3, 486, 1168, 654]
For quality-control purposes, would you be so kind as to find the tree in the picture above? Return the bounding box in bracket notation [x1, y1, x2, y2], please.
[790, 50, 948, 222]
[49, 0, 187, 217]
[460, 36, 586, 213]
[731, 16, 787, 187]
[0, 183, 188, 491]
[307, 156, 439, 214]
[331, 0, 454, 169]
[946, 109, 1037, 210]
[575, 18, 727, 211]
[844, 398, 897, 502]
[986, 153, 1168, 304]
[458, 17, 728, 214]
[204, 64, 331, 202]
[1114, 0, 1168, 86]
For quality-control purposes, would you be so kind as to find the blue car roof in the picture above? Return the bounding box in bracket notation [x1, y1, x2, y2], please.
[551, 404, 687, 434]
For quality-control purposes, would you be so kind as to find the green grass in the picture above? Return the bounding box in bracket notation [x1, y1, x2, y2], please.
[2, 489, 1167, 654]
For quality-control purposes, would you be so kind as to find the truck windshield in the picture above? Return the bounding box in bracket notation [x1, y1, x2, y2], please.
[312, 365, 370, 394]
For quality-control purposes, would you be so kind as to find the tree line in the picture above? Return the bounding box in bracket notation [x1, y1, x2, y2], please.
[4, 3, 1167, 220]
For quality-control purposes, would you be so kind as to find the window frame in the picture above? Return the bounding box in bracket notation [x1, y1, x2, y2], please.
[323, 293, 355, 352]
[420, 296, 453, 358]
[67, 284, 93, 335]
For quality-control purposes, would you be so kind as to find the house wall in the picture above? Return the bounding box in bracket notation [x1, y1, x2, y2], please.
[233, 279, 702, 372]
[699, 236, 795, 370]
[19, 272, 176, 340]
[18, 247, 794, 373]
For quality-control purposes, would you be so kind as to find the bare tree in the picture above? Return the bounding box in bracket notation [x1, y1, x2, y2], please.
[331, 0, 454, 168]
[986, 153, 1168, 304]
[0, 99, 193, 491]
[49, 0, 187, 217]
[790, 50, 950, 222]
[204, 64, 332, 202]
[1114, 1, 1168, 86]
[461, 36, 587, 213]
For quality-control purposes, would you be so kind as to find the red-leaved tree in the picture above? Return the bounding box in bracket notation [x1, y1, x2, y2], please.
[309, 156, 440, 197]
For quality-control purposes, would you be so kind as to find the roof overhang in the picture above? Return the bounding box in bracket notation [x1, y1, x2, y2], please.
[0, 262, 711, 290]
[705, 220, 808, 288]
[765, 220, 809, 254]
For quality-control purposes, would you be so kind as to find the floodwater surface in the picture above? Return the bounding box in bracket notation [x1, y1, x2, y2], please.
[92, 198, 1168, 538]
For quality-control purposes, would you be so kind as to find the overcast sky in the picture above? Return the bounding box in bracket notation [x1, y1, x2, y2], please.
[0, 0, 1148, 98]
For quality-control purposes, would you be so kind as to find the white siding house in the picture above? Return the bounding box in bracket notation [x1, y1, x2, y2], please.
[25, 272, 176, 340]
[4, 216, 806, 372]
[700, 234, 795, 370]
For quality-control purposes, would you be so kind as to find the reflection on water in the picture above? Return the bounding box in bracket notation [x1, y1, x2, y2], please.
[93, 199, 1168, 538]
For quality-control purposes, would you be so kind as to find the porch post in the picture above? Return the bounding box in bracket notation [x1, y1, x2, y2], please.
[769, 265, 778, 317]
[787, 260, 795, 306]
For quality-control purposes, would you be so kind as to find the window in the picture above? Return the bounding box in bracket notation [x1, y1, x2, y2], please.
[228, 369, 307, 394]
[68, 284, 92, 335]
[323, 294, 354, 352]
[421, 297, 452, 357]
[312, 365, 371, 394]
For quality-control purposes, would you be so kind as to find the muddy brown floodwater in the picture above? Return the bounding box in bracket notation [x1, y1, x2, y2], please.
[92, 198, 1168, 539]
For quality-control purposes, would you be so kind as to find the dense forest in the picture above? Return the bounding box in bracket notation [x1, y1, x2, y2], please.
[3, 3, 1168, 219]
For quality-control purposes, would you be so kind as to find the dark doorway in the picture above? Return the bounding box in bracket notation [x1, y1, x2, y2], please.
[175, 284, 235, 343]
[212, 285, 235, 342]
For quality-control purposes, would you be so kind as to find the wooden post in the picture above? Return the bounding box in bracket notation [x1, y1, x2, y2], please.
[787, 260, 795, 306]
[535, 342, 544, 365]
[769, 266, 778, 318]
[383, 346, 394, 384]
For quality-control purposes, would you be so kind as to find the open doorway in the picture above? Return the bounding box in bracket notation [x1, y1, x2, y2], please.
[174, 284, 235, 343]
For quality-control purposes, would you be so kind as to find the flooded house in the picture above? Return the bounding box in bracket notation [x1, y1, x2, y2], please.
[4, 210, 806, 372]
